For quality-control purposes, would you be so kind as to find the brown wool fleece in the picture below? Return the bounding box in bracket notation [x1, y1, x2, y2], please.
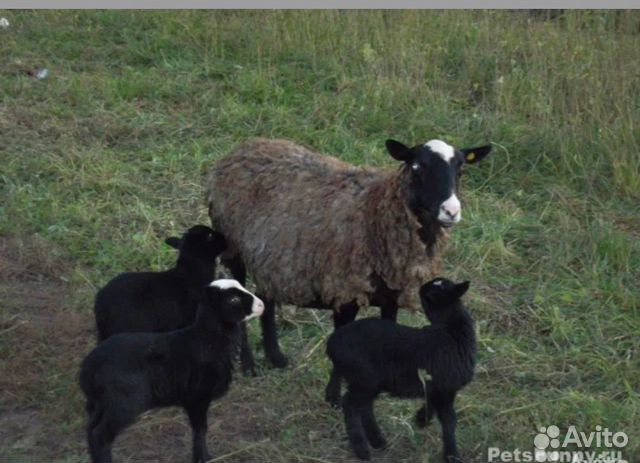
[206, 138, 449, 311]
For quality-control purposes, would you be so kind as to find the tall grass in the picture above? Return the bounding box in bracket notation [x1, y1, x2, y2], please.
[1, 10, 639, 463]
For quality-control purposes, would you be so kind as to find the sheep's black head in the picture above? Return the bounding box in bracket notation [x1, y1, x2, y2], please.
[419, 277, 470, 322]
[204, 279, 264, 325]
[386, 139, 492, 228]
[165, 225, 227, 260]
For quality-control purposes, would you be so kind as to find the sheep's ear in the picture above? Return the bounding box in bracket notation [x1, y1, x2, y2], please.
[165, 237, 182, 249]
[461, 145, 492, 164]
[453, 281, 470, 299]
[385, 139, 412, 162]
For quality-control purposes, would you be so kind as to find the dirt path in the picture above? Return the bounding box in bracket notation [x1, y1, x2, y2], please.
[0, 236, 414, 463]
[0, 238, 304, 463]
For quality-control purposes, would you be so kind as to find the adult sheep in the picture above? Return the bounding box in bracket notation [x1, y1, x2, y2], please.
[206, 137, 491, 399]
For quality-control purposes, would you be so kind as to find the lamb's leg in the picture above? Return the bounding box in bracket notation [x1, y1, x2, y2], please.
[185, 403, 211, 463]
[86, 401, 110, 463]
[361, 398, 386, 449]
[415, 400, 435, 428]
[342, 390, 371, 461]
[87, 422, 113, 463]
[432, 390, 459, 462]
[222, 256, 256, 375]
[239, 325, 256, 376]
[325, 302, 360, 407]
[259, 298, 288, 368]
[87, 409, 130, 463]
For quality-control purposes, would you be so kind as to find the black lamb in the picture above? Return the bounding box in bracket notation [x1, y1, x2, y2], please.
[79, 279, 264, 463]
[326, 278, 476, 462]
[93, 224, 226, 341]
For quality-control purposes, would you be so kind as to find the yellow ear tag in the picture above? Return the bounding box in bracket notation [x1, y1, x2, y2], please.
[466, 152, 476, 162]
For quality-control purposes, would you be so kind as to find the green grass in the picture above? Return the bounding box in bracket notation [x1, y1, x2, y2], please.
[1, 10, 639, 463]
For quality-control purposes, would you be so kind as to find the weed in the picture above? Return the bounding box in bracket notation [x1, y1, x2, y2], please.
[0, 10, 638, 463]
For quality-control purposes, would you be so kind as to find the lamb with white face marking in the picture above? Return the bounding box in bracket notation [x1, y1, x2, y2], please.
[79, 279, 263, 463]
[208, 278, 265, 322]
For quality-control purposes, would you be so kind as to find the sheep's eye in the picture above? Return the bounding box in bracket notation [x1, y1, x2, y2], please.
[411, 163, 420, 171]
[228, 296, 241, 305]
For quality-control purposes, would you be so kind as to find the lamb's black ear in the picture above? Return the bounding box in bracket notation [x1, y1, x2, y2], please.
[452, 281, 470, 299]
[385, 139, 412, 162]
[209, 231, 227, 253]
[165, 237, 182, 249]
[419, 283, 435, 305]
[202, 284, 218, 304]
[461, 145, 492, 164]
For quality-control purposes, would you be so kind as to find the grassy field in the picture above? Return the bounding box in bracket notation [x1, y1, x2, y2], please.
[1, 10, 639, 463]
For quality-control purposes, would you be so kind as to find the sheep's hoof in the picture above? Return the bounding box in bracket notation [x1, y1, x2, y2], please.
[267, 351, 289, 368]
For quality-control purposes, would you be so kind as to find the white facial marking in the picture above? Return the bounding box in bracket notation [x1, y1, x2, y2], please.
[425, 140, 455, 163]
[209, 279, 265, 320]
[243, 297, 265, 322]
[433, 280, 443, 286]
[437, 194, 462, 225]
[209, 278, 246, 291]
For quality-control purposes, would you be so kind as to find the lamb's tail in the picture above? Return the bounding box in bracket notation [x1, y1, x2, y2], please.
[86, 398, 105, 429]
[93, 294, 109, 342]
[78, 353, 105, 401]
[78, 361, 95, 398]
[79, 361, 107, 429]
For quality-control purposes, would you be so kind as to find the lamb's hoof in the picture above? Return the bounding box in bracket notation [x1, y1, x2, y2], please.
[267, 351, 288, 368]
[241, 363, 257, 377]
[368, 435, 387, 450]
[352, 446, 371, 461]
[444, 453, 462, 462]
[193, 452, 212, 463]
[324, 390, 342, 409]
[415, 406, 428, 428]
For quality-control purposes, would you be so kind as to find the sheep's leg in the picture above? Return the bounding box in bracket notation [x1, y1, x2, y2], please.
[379, 298, 398, 323]
[325, 302, 360, 407]
[185, 404, 211, 463]
[259, 298, 288, 368]
[373, 282, 398, 322]
[361, 399, 386, 449]
[432, 390, 459, 462]
[221, 255, 246, 286]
